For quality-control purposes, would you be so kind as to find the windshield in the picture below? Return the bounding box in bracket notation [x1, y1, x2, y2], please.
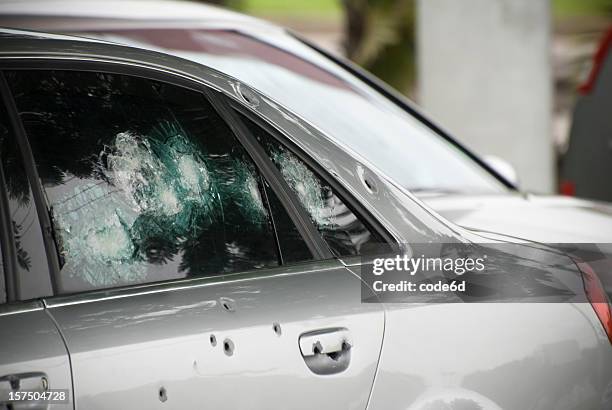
[90, 28, 507, 195]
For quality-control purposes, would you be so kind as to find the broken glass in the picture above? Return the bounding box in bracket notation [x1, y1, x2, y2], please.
[238, 113, 389, 257]
[7, 70, 280, 293]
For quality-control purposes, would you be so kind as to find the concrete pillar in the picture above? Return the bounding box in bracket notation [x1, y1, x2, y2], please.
[417, 0, 553, 193]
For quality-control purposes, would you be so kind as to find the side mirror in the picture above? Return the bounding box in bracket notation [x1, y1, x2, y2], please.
[483, 155, 519, 188]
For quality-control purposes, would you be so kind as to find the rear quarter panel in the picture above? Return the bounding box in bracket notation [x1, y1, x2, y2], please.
[368, 302, 612, 409]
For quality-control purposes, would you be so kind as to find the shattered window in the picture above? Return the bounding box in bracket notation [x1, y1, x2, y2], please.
[0, 98, 53, 300]
[238, 114, 389, 257]
[6, 70, 280, 294]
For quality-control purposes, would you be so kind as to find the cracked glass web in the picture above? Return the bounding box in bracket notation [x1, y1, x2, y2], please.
[52, 124, 276, 287]
[237, 112, 390, 257]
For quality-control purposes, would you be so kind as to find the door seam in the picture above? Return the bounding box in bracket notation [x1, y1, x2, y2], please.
[43, 305, 76, 410]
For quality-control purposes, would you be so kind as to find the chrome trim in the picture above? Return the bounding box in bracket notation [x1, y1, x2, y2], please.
[0, 300, 44, 316]
[339, 255, 381, 267]
[43, 260, 343, 308]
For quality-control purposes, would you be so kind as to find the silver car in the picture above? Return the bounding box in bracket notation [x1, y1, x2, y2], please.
[0, 3, 612, 410]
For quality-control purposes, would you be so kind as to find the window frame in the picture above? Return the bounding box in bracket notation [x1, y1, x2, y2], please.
[228, 100, 397, 250]
[0, 56, 393, 303]
[0, 138, 17, 303]
[0, 72, 59, 302]
[0, 58, 335, 298]
[202, 90, 334, 259]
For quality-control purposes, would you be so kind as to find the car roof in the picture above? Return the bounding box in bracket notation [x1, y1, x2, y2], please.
[0, 0, 278, 32]
[0, 0, 248, 21]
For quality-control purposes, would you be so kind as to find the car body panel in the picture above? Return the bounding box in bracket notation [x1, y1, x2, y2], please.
[44, 261, 384, 409]
[421, 193, 612, 243]
[368, 302, 612, 410]
[421, 193, 612, 298]
[0, 303, 73, 409]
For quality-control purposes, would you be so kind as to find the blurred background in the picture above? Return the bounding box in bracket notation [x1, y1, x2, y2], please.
[198, 0, 611, 195]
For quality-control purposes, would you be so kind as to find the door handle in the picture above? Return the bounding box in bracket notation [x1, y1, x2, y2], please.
[299, 328, 352, 375]
[0, 372, 48, 391]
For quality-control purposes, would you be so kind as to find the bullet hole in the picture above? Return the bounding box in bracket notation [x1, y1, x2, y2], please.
[219, 297, 235, 312]
[243, 93, 255, 105]
[223, 338, 235, 356]
[272, 322, 282, 336]
[238, 86, 259, 107]
[363, 177, 376, 193]
[159, 386, 167, 403]
[210, 334, 217, 346]
[357, 165, 378, 194]
[312, 341, 323, 355]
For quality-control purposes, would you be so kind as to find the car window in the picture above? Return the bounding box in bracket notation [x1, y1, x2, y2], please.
[0, 96, 53, 300]
[5, 70, 293, 294]
[87, 29, 508, 195]
[238, 113, 389, 257]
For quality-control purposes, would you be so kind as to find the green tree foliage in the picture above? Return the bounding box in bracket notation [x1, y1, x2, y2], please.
[553, 0, 612, 17]
[343, 0, 416, 95]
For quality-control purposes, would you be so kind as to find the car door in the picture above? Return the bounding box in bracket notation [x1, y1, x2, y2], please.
[0, 87, 73, 410]
[2, 65, 386, 409]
